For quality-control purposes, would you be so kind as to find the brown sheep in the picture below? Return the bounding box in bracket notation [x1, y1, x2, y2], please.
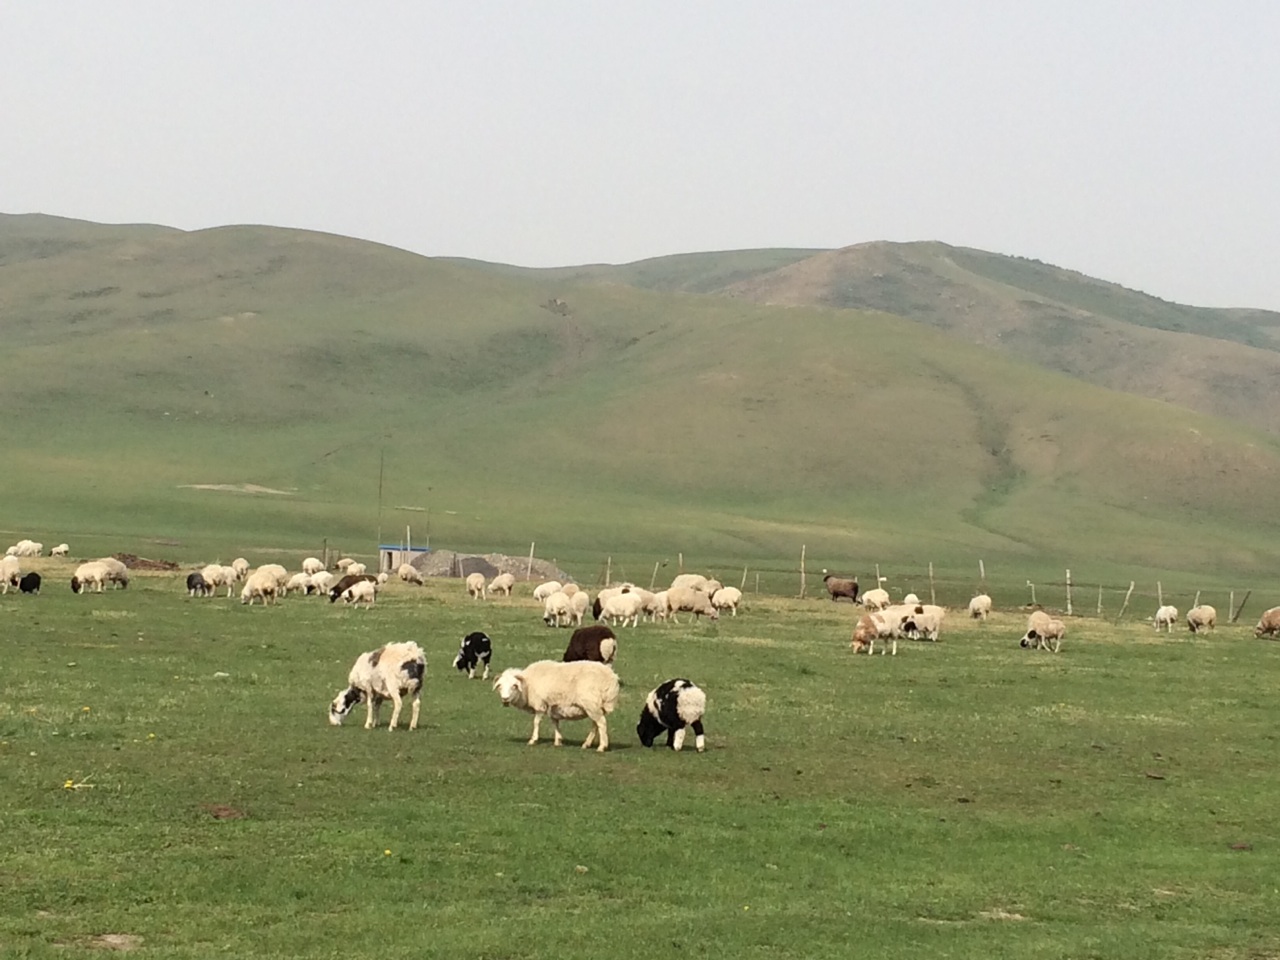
[823, 574, 859, 603]
[1255, 607, 1280, 639]
[563, 625, 618, 664]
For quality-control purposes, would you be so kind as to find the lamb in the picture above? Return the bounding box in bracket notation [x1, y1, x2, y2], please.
[1254, 607, 1280, 639]
[563, 624, 618, 663]
[822, 574, 859, 603]
[186, 571, 209, 597]
[341, 579, 378, 606]
[18, 572, 41, 594]
[328, 573, 376, 602]
[397, 563, 424, 585]
[637, 679, 707, 752]
[1154, 604, 1179, 633]
[489, 572, 516, 597]
[345, 562, 368, 578]
[1186, 605, 1217, 634]
[493, 659, 620, 751]
[328, 641, 426, 731]
[968, 594, 993, 620]
[711, 586, 742, 616]
[231, 558, 250, 580]
[532, 580, 563, 602]
[542, 591, 573, 627]
[599, 592, 643, 628]
[71, 561, 112, 594]
[860, 588, 891, 612]
[7, 539, 43, 558]
[51, 543, 70, 557]
[301, 557, 326, 575]
[240, 569, 279, 605]
[376, 572, 390, 585]
[665, 586, 720, 624]
[453, 631, 493, 679]
[466, 571, 487, 600]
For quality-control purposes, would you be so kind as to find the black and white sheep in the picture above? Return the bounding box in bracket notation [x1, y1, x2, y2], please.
[563, 624, 617, 664]
[453, 631, 493, 679]
[636, 679, 707, 752]
[186, 571, 209, 597]
[329, 641, 426, 731]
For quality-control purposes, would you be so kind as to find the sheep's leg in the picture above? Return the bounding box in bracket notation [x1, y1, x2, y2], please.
[595, 716, 608, 752]
[408, 692, 421, 730]
[890, 638, 897, 656]
[582, 722, 597, 749]
[690, 719, 706, 752]
[552, 718, 564, 747]
[528, 713, 542, 745]
[481, 660, 490, 680]
[672, 727, 686, 752]
[386, 689, 403, 731]
[364, 693, 378, 729]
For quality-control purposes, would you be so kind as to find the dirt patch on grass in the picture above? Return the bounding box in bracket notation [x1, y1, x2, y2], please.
[201, 803, 247, 820]
[111, 553, 179, 571]
[75, 933, 143, 950]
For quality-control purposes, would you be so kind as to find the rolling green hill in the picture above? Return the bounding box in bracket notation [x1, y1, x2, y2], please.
[2, 214, 1279, 586]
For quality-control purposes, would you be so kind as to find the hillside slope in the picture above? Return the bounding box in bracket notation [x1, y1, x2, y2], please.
[2, 215, 1279, 581]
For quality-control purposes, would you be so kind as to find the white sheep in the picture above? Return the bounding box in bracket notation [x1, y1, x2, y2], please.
[561, 583, 580, 597]
[466, 571, 487, 600]
[231, 558, 250, 580]
[240, 570, 279, 605]
[397, 563, 424, 585]
[95, 556, 130, 589]
[861, 588, 891, 612]
[51, 543, 70, 557]
[532, 580, 563, 602]
[569, 590, 591, 626]
[335, 557, 356, 572]
[71, 561, 112, 594]
[301, 557, 326, 575]
[902, 593, 920, 606]
[342, 580, 378, 606]
[200, 564, 236, 598]
[329, 642, 426, 731]
[493, 660, 620, 752]
[711, 586, 742, 616]
[669, 573, 710, 593]
[489, 572, 516, 597]
[665, 586, 720, 624]
[1186, 605, 1217, 634]
[376, 572, 390, 585]
[345, 562, 368, 578]
[2, 556, 23, 593]
[600, 592, 643, 628]
[968, 594, 993, 620]
[542, 591, 572, 627]
[309, 570, 336, 595]
[901, 605, 946, 642]
[286, 572, 313, 595]
[1154, 605, 1178, 633]
[9, 539, 44, 557]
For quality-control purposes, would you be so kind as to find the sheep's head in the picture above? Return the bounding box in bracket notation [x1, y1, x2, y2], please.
[70, 576, 81, 593]
[493, 669, 526, 707]
[636, 708, 665, 748]
[328, 686, 363, 725]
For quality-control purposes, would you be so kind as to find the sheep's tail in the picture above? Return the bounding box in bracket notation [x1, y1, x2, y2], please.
[600, 637, 617, 664]
[600, 670, 621, 715]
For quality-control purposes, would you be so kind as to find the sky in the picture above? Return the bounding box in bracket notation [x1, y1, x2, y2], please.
[4, 1, 1279, 310]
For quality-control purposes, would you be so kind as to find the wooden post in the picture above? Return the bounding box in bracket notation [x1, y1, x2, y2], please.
[755, 572, 760, 595]
[1157, 581, 1163, 607]
[1026, 580, 1036, 606]
[1232, 590, 1251, 623]
[875, 563, 881, 584]
[1065, 569, 1072, 617]
[1097, 584, 1103, 617]
[650, 561, 661, 591]
[323, 538, 328, 570]
[1116, 581, 1135, 624]
[678, 552, 683, 573]
[605, 556, 612, 587]
[928, 562, 936, 605]
[1193, 590, 1201, 609]
[1229, 591, 1235, 621]
[740, 566, 748, 590]
[979, 559, 985, 586]
[526, 542, 536, 579]
[799, 544, 806, 598]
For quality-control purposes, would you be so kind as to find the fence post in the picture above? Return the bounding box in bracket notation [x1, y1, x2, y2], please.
[1116, 581, 1135, 624]
[1065, 569, 1072, 617]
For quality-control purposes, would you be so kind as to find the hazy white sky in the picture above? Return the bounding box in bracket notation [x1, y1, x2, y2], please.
[4, 2, 1278, 309]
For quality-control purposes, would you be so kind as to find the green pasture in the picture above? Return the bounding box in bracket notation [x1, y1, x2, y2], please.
[3, 564, 1280, 958]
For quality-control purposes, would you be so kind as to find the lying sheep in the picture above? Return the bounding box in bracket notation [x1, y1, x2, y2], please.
[563, 624, 617, 664]
[51, 543, 69, 557]
[398, 563, 424, 585]
[301, 557, 326, 575]
[665, 586, 720, 624]
[341, 580, 378, 606]
[329, 641, 426, 731]
[532, 580, 563, 602]
[1186, 605, 1217, 634]
[186, 571, 209, 597]
[711, 586, 742, 616]
[466, 571, 487, 600]
[18, 572, 41, 594]
[823, 574, 859, 603]
[1255, 607, 1280, 639]
[493, 660, 620, 751]
[637, 679, 707, 752]
[489, 572, 516, 597]
[860, 588, 890, 612]
[453, 631, 493, 679]
[968, 594, 993, 620]
[1154, 605, 1178, 633]
[71, 561, 112, 594]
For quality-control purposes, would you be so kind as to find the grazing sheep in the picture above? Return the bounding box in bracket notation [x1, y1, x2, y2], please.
[7, 539, 43, 557]
[1254, 607, 1280, 639]
[569, 589, 591, 626]
[968, 594, 993, 620]
[561, 583, 580, 598]
[637, 679, 707, 752]
[200, 564, 235, 598]
[301, 557, 325, 575]
[564, 624, 618, 664]
[665, 586, 720, 624]
[328, 573, 376, 602]
[600, 592, 643, 628]
[96, 556, 130, 589]
[286, 572, 312, 594]
[489, 572, 516, 597]
[335, 557, 356, 572]
[493, 659, 620, 752]
[240, 569, 280, 605]
[651, 590, 671, 623]
[329, 641, 426, 731]
[309, 570, 336, 595]
[397, 563, 424, 585]
[254, 564, 289, 595]
[532, 580, 563, 602]
[186, 571, 209, 597]
[51, 543, 69, 557]
[1, 556, 20, 593]
[1019, 609, 1053, 647]
[1154, 605, 1179, 633]
[345, 562, 367, 578]
[231, 558, 250, 580]
[453, 631, 493, 679]
[860, 588, 891, 612]
[669, 574, 711, 593]
[851, 613, 895, 656]
[542, 591, 573, 627]
[1186, 605, 1217, 634]
[900, 605, 945, 642]
[711, 586, 742, 616]
[341, 580, 378, 606]
[18, 572, 41, 594]
[466, 571, 487, 600]
[70, 561, 112, 594]
[822, 574, 859, 603]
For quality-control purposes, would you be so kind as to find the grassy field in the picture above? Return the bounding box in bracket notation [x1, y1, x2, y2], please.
[3, 561, 1280, 959]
